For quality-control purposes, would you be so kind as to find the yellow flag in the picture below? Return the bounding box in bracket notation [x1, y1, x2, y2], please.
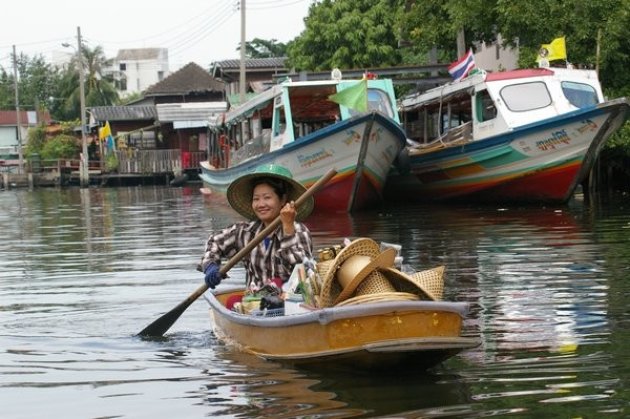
[99, 121, 112, 140]
[328, 79, 368, 112]
[537, 37, 567, 63]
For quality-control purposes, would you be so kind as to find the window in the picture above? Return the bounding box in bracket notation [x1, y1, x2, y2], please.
[561, 82, 599, 108]
[120, 131, 156, 149]
[500, 82, 551, 112]
[348, 89, 395, 118]
[475, 90, 497, 122]
[119, 63, 126, 71]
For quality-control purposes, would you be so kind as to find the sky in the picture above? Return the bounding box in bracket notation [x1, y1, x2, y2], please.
[0, 0, 312, 72]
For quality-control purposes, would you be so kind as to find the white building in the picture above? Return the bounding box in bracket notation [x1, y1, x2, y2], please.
[473, 34, 519, 72]
[106, 48, 170, 97]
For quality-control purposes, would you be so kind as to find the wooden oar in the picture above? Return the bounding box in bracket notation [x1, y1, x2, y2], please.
[137, 168, 337, 337]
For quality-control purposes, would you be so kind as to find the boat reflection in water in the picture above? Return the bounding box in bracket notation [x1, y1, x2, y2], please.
[201, 349, 473, 418]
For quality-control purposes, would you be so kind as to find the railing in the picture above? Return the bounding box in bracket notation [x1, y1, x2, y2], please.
[112, 149, 205, 173]
[2, 149, 207, 189]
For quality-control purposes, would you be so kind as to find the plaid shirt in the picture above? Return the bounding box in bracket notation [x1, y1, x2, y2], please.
[198, 220, 312, 291]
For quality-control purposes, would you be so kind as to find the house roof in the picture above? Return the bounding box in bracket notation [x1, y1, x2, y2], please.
[212, 57, 287, 70]
[144, 62, 224, 96]
[89, 106, 157, 122]
[116, 48, 166, 61]
[0, 110, 51, 125]
[156, 102, 228, 122]
[156, 102, 228, 128]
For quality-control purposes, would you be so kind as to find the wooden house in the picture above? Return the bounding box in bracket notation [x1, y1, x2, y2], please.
[89, 63, 227, 177]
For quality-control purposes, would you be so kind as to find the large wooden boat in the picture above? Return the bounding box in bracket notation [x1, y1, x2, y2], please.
[200, 77, 407, 212]
[205, 287, 479, 370]
[390, 67, 630, 203]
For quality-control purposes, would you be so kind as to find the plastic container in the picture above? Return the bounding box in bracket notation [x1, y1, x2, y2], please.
[284, 293, 309, 315]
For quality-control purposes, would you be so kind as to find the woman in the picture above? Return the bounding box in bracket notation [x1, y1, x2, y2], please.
[198, 164, 314, 293]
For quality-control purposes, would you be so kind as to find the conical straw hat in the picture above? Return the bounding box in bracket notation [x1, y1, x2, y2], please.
[336, 291, 419, 307]
[381, 266, 445, 301]
[319, 238, 381, 307]
[332, 248, 397, 305]
[226, 164, 314, 221]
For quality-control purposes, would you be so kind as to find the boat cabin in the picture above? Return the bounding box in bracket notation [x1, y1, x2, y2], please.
[206, 79, 400, 168]
[400, 68, 605, 150]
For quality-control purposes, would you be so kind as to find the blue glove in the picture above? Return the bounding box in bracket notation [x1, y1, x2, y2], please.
[204, 263, 222, 289]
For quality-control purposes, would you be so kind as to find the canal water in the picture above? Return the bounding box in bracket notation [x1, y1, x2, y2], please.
[1, 186, 629, 418]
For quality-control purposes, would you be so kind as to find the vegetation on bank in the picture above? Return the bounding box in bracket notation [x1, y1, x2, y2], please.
[1, 0, 629, 182]
[24, 123, 80, 160]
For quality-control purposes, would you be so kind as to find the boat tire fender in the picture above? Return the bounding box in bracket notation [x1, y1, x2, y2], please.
[394, 147, 411, 175]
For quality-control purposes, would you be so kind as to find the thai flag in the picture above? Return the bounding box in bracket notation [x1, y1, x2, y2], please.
[448, 49, 476, 82]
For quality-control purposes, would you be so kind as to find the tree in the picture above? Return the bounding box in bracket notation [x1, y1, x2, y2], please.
[242, 38, 287, 58]
[286, 0, 403, 71]
[0, 46, 119, 120]
[24, 122, 79, 160]
[396, 0, 498, 61]
[56, 44, 119, 120]
[0, 53, 61, 114]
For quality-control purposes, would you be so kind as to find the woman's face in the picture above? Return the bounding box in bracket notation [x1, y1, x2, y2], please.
[252, 183, 286, 224]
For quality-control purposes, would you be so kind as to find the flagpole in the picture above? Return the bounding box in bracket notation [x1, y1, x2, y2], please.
[239, 0, 246, 105]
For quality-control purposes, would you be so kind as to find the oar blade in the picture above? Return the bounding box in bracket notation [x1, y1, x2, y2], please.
[136, 299, 192, 337]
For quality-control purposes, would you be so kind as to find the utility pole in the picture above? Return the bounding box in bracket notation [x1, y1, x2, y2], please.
[456, 28, 466, 58]
[76, 26, 89, 187]
[239, 0, 246, 105]
[12, 45, 23, 174]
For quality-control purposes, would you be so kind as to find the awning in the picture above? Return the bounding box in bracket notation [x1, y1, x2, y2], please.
[173, 120, 209, 129]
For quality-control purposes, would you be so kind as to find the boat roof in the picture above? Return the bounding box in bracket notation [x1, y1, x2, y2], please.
[400, 67, 601, 111]
[485, 68, 554, 81]
[212, 78, 390, 126]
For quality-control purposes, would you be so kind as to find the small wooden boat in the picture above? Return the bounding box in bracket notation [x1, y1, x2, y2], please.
[205, 287, 479, 370]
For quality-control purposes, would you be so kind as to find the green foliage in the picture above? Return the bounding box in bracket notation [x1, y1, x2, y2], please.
[56, 44, 119, 119]
[242, 38, 287, 58]
[397, 0, 497, 60]
[0, 53, 61, 113]
[24, 125, 47, 156]
[606, 122, 630, 154]
[25, 121, 81, 160]
[39, 135, 80, 160]
[0, 45, 118, 120]
[105, 152, 119, 172]
[287, 0, 403, 70]
[119, 91, 143, 105]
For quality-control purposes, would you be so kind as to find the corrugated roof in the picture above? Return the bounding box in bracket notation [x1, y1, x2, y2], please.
[156, 102, 228, 122]
[89, 106, 157, 122]
[144, 62, 224, 96]
[0, 110, 51, 125]
[213, 57, 287, 70]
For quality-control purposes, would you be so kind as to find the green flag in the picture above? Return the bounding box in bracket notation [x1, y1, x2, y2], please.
[328, 79, 368, 112]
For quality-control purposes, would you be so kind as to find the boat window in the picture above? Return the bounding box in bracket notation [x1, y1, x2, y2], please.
[561, 82, 599, 108]
[348, 89, 395, 118]
[500, 82, 551, 112]
[273, 105, 287, 137]
[475, 90, 497, 122]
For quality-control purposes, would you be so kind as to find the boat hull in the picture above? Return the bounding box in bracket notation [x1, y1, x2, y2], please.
[388, 98, 630, 203]
[207, 288, 479, 370]
[200, 113, 405, 212]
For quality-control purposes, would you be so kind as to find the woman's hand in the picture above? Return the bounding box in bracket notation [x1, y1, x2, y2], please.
[280, 200, 296, 235]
